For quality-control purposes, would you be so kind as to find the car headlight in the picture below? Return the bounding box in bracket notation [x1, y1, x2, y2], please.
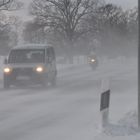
[36, 66, 44, 73]
[91, 59, 95, 62]
[4, 67, 12, 73]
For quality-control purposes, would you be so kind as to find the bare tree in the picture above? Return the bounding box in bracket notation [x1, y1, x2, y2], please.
[0, 0, 23, 54]
[91, 3, 137, 57]
[127, 7, 138, 40]
[0, 0, 23, 11]
[30, 0, 100, 45]
[23, 21, 46, 43]
[0, 0, 12, 8]
[29, 0, 101, 62]
[95, 4, 128, 44]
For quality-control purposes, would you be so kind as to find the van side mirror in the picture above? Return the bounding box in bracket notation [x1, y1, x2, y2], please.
[4, 58, 8, 64]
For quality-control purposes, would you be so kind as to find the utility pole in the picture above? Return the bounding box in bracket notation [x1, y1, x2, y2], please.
[138, 0, 140, 127]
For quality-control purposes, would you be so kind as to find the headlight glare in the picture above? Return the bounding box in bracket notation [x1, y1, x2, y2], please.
[36, 67, 43, 72]
[91, 59, 95, 62]
[4, 68, 11, 73]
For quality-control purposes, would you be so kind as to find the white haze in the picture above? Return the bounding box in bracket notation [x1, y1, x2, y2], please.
[0, 0, 138, 139]
[0, 55, 138, 140]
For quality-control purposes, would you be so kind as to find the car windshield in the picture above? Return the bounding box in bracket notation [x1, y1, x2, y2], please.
[8, 49, 45, 63]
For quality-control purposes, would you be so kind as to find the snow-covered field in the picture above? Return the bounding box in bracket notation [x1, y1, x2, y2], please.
[0, 56, 139, 140]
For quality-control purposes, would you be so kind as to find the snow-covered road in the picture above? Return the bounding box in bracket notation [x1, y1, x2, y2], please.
[0, 57, 138, 140]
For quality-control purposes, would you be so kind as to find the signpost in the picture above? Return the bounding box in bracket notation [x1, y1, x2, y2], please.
[100, 79, 110, 128]
[138, 0, 140, 127]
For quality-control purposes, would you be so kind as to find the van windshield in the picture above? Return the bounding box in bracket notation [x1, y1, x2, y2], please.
[8, 49, 45, 63]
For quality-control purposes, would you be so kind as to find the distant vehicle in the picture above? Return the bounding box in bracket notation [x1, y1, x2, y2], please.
[88, 54, 98, 70]
[3, 44, 57, 88]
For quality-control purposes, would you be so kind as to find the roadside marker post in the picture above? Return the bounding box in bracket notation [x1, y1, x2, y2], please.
[100, 79, 110, 128]
[138, 0, 140, 128]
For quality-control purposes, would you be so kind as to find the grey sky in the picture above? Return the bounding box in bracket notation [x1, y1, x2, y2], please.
[23, 0, 137, 9]
[106, 0, 137, 9]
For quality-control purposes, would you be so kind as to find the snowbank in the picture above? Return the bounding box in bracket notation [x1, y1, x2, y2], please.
[95, 111, 140, 140]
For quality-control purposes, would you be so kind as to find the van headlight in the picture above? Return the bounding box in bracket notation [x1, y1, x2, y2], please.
[91, 59, 95, 62]
[36, 66, 44, 73]
[4, 67, 12, 73]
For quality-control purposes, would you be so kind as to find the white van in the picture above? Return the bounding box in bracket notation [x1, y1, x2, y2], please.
[3, 44, 57, 88]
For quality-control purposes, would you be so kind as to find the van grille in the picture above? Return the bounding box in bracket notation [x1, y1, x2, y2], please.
[13, 68, 33, 76]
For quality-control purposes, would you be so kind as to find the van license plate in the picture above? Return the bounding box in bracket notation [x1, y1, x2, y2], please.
[17, 76, 29, 80]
